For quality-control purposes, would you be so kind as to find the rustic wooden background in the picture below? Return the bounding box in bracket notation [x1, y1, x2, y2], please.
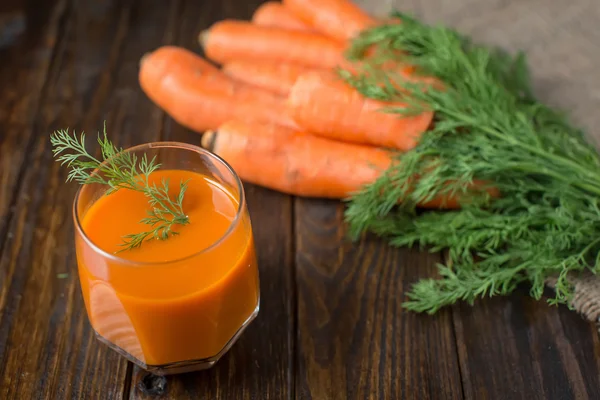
[1, 0, 600, 399]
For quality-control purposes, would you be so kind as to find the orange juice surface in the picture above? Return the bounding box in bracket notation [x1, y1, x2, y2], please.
[76, 170, 259, 366]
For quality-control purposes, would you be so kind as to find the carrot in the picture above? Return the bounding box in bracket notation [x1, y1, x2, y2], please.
[287, 70, 434, 150]
[203, 120, 490, 208]
[222, 61, 325, 96]
[252, 1, 314, 32]
[141, 45, 220, 74]
[203, 120, 392, 199]
[283, 0, 377, 41]
[139, 46, 298, 132]
[199, 20, 347, 69]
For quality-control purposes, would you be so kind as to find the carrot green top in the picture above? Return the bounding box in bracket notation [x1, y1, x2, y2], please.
[341, 12, 600, 314]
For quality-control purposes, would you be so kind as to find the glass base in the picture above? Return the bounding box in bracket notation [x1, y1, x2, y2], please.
[94, 302, 260, 375]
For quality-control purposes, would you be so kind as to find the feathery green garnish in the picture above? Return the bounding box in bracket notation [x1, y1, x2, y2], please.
[50, 124, 189, 252]
[342, 13, 600, 313]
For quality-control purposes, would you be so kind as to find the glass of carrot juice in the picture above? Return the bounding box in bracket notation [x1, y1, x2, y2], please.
[73, 142, 259, 375]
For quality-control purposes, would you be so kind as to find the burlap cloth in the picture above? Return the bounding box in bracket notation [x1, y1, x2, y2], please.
[358, 0, 600, 323]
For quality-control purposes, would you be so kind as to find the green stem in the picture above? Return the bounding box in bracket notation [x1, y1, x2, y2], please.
[442, 109, 600, 196]
[500, 162, 600, 197]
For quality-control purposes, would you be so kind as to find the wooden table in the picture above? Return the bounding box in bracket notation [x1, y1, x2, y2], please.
[2, 0, 600, 398]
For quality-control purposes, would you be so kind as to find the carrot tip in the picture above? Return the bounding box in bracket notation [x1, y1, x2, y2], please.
[198, 30, 209, 49]
[201, 131, 216, 151]
[139, 52, 151, 68]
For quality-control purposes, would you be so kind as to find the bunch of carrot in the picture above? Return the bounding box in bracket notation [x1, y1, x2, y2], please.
[138, 0, 471, 208]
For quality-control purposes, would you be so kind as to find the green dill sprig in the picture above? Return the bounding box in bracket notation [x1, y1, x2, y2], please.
[342, 13, 600, 313]
[50, 125, 190, 252]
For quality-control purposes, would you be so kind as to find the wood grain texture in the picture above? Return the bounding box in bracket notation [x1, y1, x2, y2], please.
[128, 1, 295, 399]
[0, 0, 64, 261]
[453, 291, 600, 399]
[0, 1, 25, 50]
[0, 0, 131, 396]
[294, 200, 463, 400]
[2, 0, 600, 399]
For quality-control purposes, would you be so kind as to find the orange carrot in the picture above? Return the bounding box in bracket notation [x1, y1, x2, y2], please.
[142, 45, 221, 75]
[138, 47, 284, 103]
[287, 70, 434, 150]
[252, 1, 314, 32]
[222, 61, 325, 96]
[200, 20, 347, 69]
[203, 120, 392, 199]
[139, 46, 298, 132]
[283, 0, 377, 41]
[203, 120, 489, 208]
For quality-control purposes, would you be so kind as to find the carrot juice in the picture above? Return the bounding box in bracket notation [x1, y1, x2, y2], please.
[73, 143, 259, 374]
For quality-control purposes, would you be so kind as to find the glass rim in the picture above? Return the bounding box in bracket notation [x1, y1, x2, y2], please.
[72, 141, 246, 267]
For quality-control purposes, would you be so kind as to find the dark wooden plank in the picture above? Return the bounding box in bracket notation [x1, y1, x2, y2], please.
[294, 199, 463, 400]
[0, 0, 65, 257]
[453, 290, 600, 400]
[0, 0, 76, 396]
[0, 0, 182, 398]
[129, 0, 295, 398]
[0, 1, 26, 50]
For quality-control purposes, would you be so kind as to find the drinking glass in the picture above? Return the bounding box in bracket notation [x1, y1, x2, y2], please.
[73, 142, 260, 375]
